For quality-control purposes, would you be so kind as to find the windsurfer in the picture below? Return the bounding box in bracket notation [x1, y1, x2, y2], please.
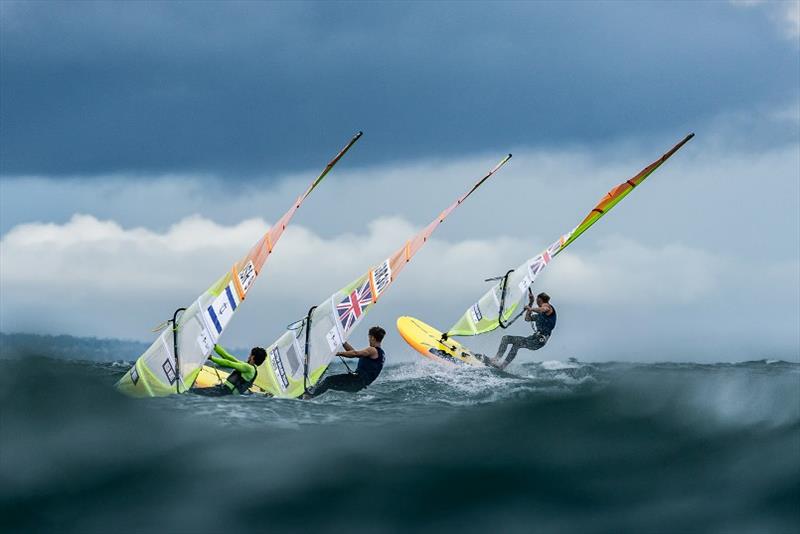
[194, 345, 266, 395]
[304, 326, 386, 398]
[488, 292, 556, 369]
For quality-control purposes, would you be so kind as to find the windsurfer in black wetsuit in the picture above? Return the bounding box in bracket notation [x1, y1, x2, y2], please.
[489, 292, 556, 369]
[304, 326, 386, 398]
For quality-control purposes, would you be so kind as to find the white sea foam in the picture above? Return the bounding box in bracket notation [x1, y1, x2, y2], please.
[540, 360, 580, 371]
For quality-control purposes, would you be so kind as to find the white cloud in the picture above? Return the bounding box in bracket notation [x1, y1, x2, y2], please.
[3, 135, 798, 253]
[1, 213, 797, 361]
[1, 111, 798, 361]
[545, 237, 722, 305]
[769, 100, 800, 123]
[732, 0, 800, 40]
[780, 0, 800, 38]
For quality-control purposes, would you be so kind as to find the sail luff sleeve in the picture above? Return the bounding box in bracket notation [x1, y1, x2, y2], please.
[303, 131, 363, 200]
[253, 154, 512, 398]
[558, 132, 694, 253]
[115, 133, 362, 398]
[249, 132, 363, 274]
[389, 153, 512, 280]
[447, 133, 694, 337]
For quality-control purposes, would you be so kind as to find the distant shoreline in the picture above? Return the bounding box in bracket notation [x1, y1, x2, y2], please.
[0, 332, 248, 363]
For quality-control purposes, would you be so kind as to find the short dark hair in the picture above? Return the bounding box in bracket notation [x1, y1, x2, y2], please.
[537, 292, 550, 303]
[250, 347, 267, 366]
[368, 326, 386, 342]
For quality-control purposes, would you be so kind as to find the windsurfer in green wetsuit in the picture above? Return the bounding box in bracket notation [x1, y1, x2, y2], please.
[195, 344, 266, 396]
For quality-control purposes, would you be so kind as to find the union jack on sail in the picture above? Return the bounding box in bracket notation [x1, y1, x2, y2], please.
[528, 253, 548, 278]
[336, 280, 373, 333]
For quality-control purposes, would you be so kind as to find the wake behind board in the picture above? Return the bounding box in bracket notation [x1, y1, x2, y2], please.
[396, 316, 487, 367]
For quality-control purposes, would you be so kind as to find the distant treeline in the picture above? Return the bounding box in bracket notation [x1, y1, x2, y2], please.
[0, 332, 251, 363]
[0, 332, 150, 362]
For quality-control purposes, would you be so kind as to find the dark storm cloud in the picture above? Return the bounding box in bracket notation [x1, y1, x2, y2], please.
[1, 0, 797, 177]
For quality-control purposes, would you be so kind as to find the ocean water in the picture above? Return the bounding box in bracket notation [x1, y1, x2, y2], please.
[1, 356, 798, 533]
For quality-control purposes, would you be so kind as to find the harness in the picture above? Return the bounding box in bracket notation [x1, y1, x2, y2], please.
[224, 366, 258, 394]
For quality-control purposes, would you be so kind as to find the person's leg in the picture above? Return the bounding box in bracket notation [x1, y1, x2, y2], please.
[491, 335, 526, 367]
[502, 335, 548, 367]
[308, 374, 339, 397]
[494, 335, 514, 360]
[502, 338, 524, 367]
[528, 334, 547, 351]
[309, 373, 365, 397]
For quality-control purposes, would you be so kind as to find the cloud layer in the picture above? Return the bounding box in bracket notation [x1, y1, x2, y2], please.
[2, 211, 797, 362]
[1, 109, 797, 362]
[1, 1, 797, 177]
[732, 0, 800, 39]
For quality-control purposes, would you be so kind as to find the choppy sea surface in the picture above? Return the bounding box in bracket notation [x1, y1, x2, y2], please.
[1, 355, 798, 533]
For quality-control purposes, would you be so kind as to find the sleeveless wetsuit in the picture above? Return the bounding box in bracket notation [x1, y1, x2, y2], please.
[356, 346, 385, 385]
[311, 346, 385, 397]
[533, 305, 557, 336]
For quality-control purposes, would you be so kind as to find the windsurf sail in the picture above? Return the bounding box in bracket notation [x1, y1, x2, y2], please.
[116, 132, 363, 397]
[252, 154, 513, 398]
[447, 133, 694, 337]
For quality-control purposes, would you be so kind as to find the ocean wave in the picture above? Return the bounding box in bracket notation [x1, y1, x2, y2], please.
[0, 357, 797, 533]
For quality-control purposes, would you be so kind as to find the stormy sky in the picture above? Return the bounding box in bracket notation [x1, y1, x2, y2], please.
[1, 1, 798, 362]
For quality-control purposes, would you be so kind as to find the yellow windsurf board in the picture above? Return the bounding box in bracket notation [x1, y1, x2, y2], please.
[396, 316, 487, 367]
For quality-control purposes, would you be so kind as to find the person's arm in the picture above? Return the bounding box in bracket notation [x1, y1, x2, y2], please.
[209, 355, 254, 376]
[336, 346, 379, 359]
[209, 345, 253, 375]
[523, 292, 535, 321]
[526, 303, 553, 315]
[342, 341, 354, 352]
[213, 344, 238, 362]
[209, 354, 246, 372]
